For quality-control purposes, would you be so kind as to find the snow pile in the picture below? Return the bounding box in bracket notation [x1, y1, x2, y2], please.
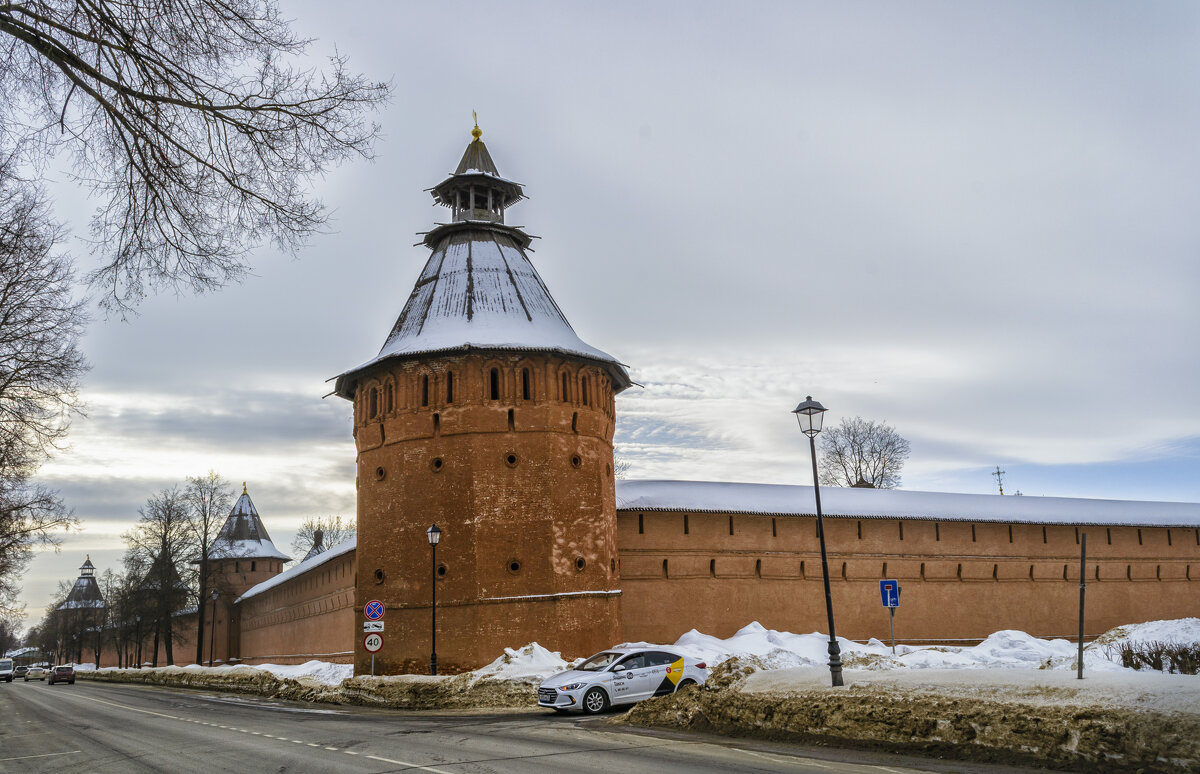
[250, 660, 354, 684]
[628, 618, 1200, 675]
[469, 642, 577, 684]
[95, 660, 353, 686]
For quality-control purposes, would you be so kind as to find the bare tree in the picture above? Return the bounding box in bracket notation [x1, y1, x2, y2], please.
[818, 416, 911, 490]
[183, 471, 232, 665]
[0, 163, 84, 616]
[0, 0, 390, 311]
[289, 514, 354, 561]
[124, 487, 192, 665]
[0, 613, 19, 656]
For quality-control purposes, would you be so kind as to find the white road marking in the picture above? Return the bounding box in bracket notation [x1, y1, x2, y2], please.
[0, 751, 82, 762]
[364, 754, 457, 773]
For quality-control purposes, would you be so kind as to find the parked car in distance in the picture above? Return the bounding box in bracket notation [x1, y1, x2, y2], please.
[0, 658, 13, 682]
[24, 666, 46, 681]
[13, 665, 28, 679]
[47, 665, 75, 685]
[538, 647, 707, 714]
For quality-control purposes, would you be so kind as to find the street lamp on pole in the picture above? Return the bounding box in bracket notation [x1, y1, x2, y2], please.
[134, 614, 142, 668]
[208, 589, 219, 668]
[426, 524, 442, 676]
[793, 396, 844, 688]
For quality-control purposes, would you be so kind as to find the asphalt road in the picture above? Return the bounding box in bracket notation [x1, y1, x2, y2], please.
[0, 680, 1041, 774]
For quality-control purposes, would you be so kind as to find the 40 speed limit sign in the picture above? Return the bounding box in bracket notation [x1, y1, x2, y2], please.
[363, 633, 383, 653]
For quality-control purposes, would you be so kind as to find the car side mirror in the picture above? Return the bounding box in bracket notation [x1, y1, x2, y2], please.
[611, 663, 627, 672]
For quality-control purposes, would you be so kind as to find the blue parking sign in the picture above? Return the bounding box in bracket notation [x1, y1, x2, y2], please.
[879, 579, 900, 608]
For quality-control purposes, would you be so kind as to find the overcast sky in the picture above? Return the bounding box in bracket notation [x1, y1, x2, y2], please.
[19, 1, 1200, 632]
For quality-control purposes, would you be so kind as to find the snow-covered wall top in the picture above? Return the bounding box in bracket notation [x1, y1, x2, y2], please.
[236, 536, 357, 604]
[615, 479, 1200, 527]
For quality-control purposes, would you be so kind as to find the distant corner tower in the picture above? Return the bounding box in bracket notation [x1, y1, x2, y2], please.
[333, 119, 632, 674]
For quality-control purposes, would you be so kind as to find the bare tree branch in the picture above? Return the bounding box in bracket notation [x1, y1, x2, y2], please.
[0, 0, 390, 312]
[0, 161, 83, 616]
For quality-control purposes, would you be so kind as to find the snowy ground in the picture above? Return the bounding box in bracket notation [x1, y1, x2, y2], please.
[83, 616, 1199, 687]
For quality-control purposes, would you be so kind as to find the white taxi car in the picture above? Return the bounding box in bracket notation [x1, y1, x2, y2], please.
[538, 647, 707, 714]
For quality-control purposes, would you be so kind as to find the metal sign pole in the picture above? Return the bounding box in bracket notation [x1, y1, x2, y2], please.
[371, 653, 375, 677]
[1078, 533, 1086, 680]
[889, 607, 896, 655]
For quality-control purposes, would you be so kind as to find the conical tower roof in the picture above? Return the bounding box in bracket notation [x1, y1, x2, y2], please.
[454, 134, 500, 176]
[58, 555, 105, 610]
[210, 484, 290, 561]
[334, 122, 630, 398]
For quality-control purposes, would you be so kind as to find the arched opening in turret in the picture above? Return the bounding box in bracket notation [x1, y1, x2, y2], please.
[490, 368, 500, 400]
[368, 387, 378, 419]
[446, 372, 454, 404]
[521, 368, 531, 401]
[421, 375, 430, 407]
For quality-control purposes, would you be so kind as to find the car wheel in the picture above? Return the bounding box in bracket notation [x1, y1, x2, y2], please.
[676, 678, 696, 690]
[581, 687, 609, 715]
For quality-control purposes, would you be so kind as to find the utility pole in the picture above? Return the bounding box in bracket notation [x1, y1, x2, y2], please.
[992, 466, 1006, 495]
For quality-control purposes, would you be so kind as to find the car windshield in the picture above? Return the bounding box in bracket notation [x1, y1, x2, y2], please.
[575, 652, 623, 672]
[55, 666, 71, 673]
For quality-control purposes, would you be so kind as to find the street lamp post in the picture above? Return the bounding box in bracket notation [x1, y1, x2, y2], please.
[793, 396, 844, 688]
[426, 524, 442, 676]
[134, 614, 142, 668]
[208, 589, 219, 668]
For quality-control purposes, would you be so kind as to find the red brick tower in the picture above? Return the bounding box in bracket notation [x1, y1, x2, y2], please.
[334, 122, 631, 674]
[206, 483, 290, 662]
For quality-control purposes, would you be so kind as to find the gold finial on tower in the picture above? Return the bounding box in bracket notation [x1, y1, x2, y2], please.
[471, 110, 482, 140]
[243, 481, 248, 495]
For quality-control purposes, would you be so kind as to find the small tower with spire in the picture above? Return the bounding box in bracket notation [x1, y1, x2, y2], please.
[334, 119, 630, 673]
[209, 483, 291, 598]
[204, 483, 290, 663]
[58, 555, 107, 665]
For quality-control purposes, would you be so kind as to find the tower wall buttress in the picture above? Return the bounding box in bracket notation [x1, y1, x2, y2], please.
[353, 352, 623, 673]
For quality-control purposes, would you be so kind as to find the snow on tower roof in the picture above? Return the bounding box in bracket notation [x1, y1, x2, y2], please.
[210, 484, 291, 561]
[333, 125, 630, 398]
[616, 479, 1200, 528]
[58, 555, 105, 610]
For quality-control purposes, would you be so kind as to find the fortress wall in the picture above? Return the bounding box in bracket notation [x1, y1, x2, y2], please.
[617, 510, 1200, 646]
[235, 549, 357, 665]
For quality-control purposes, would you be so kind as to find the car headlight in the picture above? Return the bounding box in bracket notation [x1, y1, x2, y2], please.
[557, 682, 586, 691]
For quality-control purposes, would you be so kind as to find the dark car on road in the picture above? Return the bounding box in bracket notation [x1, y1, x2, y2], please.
[47, 665, 75, 685]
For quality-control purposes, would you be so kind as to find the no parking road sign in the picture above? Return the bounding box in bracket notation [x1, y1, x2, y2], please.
[364, 599, 385, 621]
[879, 580, 900, 608]
[364, 633, 383, 653]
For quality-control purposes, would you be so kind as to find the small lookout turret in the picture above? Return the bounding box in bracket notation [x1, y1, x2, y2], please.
[429, 117, 525, 226]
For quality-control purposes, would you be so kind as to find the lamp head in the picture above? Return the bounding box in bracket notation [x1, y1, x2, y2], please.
[427, 523, 442, 546]
[792, 396, 827, 438]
